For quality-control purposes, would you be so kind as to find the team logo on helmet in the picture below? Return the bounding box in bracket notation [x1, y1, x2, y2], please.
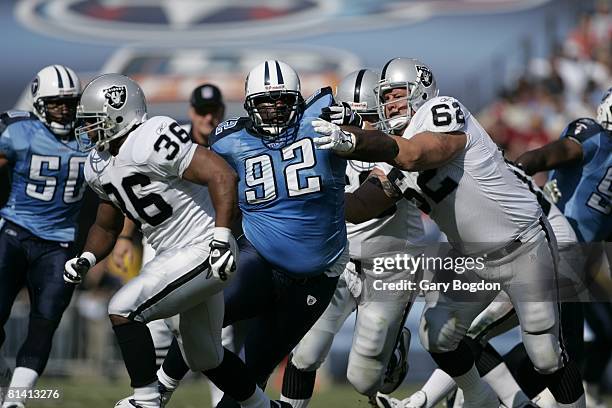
[31, 76, 39, 96]
[415, 65, 433, 87]
[103, 85, 127, 110]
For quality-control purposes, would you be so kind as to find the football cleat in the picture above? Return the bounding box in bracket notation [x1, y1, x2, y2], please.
[271, 401, 293, 407]
[381, 327, 411, 394]
[375, 393, 403, 408]
[2, 404, 25, 408]
[113, 397, 154, 408]
[401, 390, 428, 408]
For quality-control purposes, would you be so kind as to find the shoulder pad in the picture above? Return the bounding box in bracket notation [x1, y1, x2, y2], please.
[0, 111, 37, 134]
[209, 117, 249, 146]
[128, 116, 181, 164]
[561, 118, 603, 143]
[416, 96, 468, 134]
[305, 87, 334, 110]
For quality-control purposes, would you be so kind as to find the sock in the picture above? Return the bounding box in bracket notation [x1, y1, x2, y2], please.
[452, 365, 494, 404]
[504, 343, 547, 398]
[238, 386, 271, 408]
[112, 322, 157, 388]
[2, 367, 38, 405]
[281, 357, 316, 408]
[483, 362, 530, 408]
[133, 381, 160, 408]
[208, 378, 225, 407]
[429, 340, 475, 377]
[157, 366, 180, 390]
[476, 343, 529, 408]
[544, 360, 584, 406]
[421, 369, 456, 408]
[203, 348, 256, 402]
[533, 389, 558, 408]
[161, 337, 190, 382]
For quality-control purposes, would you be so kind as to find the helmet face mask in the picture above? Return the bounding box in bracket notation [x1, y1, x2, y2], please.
[30, 65, 81, 137]
[75, 74, 147, 152]
[244, 60, 304, 147]
[597, 87, 612, 131]
[376, 58, 438, 135]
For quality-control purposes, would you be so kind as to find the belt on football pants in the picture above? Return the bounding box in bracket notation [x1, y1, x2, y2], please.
[349, 258, 363, 274]
[481, 216, 548, 262]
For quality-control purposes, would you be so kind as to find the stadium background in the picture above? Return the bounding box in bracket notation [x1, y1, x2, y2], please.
[0, 0, 610, 406]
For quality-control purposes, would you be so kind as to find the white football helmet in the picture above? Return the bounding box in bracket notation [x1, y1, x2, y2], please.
[335, 69, 380, 125]
[30, 65, 81, 137]
[376, 58, 439, 134]
[596, 87, 612, 131]
[244, 60, 304, 143]
[75, 73, 147, 152]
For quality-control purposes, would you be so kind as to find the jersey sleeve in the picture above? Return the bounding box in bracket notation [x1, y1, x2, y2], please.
[0, 111, 36, 163]
[134, 116, 198, 179]
[419, 96, 469, 134]
[303, 87, 334, 117]
[560, 118, 602, 143]
[83, 152, 111, 202]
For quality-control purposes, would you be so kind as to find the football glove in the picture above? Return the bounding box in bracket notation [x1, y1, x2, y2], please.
[64, 252, 96, 284]
[543, 179, 561, 204]
[312, 119, 356, 153]
[207, 227, 238, 281]
[320, 102, 363, 128]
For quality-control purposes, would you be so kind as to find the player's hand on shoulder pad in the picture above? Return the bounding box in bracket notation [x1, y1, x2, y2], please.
[542, 179, 561, 204]
[320, 102, 363, 128]
[207, 227, 238, 282]
[312, 119, 356, 153]
[64, 252, 96, 284]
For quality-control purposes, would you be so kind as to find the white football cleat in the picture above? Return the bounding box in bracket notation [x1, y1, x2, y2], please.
[375, 393, 404, 408]
[401, 390, 428, 408]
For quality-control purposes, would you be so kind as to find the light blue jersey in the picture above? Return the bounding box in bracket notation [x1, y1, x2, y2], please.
[551, 118, 612, 242]
[0, 111, 88, 242]
[211, 87, 347, 277]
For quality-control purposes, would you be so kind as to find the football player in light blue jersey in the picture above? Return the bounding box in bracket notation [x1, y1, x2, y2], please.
[0, 65, 87, 408]
[156, 60, 350, 407]
[516, 88, 612, 408]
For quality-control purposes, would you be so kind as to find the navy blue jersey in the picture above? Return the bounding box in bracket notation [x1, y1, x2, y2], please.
[550, 118, 612, 242]
[0, 111, 88, 242]
[211, 87, 347, 276]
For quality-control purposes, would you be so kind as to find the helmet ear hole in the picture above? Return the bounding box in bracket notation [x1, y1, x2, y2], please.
[116, 116, 123, 123]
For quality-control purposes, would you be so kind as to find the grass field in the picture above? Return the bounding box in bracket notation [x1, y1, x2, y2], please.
[22, 377, 612, 408]
[25, 378, 419, 408]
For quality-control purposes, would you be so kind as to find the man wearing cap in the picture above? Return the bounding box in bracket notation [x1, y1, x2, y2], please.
[183, 83, 225, 147]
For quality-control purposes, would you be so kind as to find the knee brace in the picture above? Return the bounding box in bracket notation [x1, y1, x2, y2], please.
[16, 317, 59, 374]
[419, 310, 465, 353]
[522, 331, 563, 374]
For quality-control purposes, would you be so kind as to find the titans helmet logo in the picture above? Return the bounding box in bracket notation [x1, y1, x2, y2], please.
[31, 76, 39, 96]
[415, 65, 433, 87]
[104, 85, 127, 110]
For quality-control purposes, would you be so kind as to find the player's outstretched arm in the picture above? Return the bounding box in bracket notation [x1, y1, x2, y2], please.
[64, 200, 124, 284]
[313, 119, 466, 170]
[182, 146, 238, 229]
[390, 131, 466, 171]
[516, 139, 583, 176]
[345, 169, 401, 224]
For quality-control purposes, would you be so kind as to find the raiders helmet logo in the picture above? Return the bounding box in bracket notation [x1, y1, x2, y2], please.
[31, 76, 39, 96]
[415, 65, 433, 87]
[104, 85, 127, 110]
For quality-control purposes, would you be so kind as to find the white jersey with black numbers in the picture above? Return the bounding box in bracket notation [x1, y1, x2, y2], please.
[84, 116, 215, 253]
[345, 160, 424, 260]
[505, 161, 577, 246]
[383, 96, 542, 255]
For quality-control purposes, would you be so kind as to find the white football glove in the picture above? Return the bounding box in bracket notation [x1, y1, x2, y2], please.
[312, 119, 356, 153]
[543, 179, 562, 204]
[207, 227, 238, 281]
[64, 252, 96, 284]
[319, 102, 363, 128]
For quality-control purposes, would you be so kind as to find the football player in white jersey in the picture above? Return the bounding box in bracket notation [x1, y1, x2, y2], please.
[377, 163, 584, 408]
[313, 58, 585, 408]
[280, 69, 424, 408]
[63, 73, 288, 408]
